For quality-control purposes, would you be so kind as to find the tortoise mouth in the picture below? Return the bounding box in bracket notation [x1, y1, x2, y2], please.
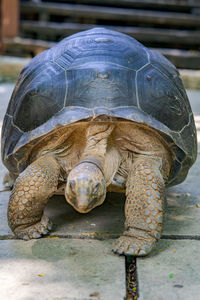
[66, 195, 104, 213]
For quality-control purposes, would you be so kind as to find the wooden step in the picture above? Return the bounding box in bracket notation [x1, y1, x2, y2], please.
[42, 0, 200, 10]
[20, 21, 200, 47]
[4, 37, 56, 55]
[40, 0, 200, 10]
[153, 48, 200, 69]
[20, 2, 200, 28]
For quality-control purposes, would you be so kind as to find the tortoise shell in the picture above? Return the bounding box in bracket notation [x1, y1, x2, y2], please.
[1, 28, 197, 186]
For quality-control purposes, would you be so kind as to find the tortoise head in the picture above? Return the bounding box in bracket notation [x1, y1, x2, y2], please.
[65, 161, 106, 213]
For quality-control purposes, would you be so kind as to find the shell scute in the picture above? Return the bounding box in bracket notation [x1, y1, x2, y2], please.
[137, 64, 190, 131]
[12, 62, 66, 132]
[65, 64, 137, 108]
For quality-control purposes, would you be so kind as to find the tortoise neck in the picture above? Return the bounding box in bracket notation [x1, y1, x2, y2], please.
[81, 123, 114, 168]
[75, 157, 104, 176]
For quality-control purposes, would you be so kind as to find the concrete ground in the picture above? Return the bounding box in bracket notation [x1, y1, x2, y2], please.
[0, 84, 199, 300]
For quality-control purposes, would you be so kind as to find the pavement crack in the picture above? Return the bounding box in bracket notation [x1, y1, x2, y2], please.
[48, 233, 120, 240]
[161, 235, 200, 240]
[0, 234, 15, 240]
[126, 256, 138, 299]
[0, 233, 120, 241]
[1, 234, 200, 242]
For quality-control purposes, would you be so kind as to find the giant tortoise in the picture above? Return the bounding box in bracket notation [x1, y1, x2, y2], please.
[1, 28, 197, 256]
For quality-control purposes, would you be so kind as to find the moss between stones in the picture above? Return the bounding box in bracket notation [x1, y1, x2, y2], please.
[0, 63, 24, 82]
[180, 70, 200, 90]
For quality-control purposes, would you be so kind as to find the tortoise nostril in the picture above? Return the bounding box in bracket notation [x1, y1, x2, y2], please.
[78, 203, 88, 210]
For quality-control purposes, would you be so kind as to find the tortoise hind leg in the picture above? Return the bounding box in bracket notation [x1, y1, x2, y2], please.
[113, 157, 165, 256]
[8, 155, 60, 240]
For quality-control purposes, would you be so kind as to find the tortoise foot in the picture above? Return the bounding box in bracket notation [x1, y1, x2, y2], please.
[14, 216, 53, 240]
[112, 233, 156, 256]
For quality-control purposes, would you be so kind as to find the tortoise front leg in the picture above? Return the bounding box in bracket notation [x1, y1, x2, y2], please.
[8, 155, 60, 240]
[113, 157, 165, 256]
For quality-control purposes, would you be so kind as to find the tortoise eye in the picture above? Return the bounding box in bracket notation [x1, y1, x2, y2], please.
[93, 183, 100, 194]
[69, 180, 76, 193]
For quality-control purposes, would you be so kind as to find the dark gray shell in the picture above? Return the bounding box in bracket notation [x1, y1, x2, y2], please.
[1, 28, 197, 186]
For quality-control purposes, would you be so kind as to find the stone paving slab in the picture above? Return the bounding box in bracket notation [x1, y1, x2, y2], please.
[0, 84, 14, 190]
[137, 239, 200, 300]
[187, 90, 200, 115]
[188, 89, 200, 148]
[164, 154, 200, 236]
[0, 238, 126, 300]
[0, 191, 12, 236]
[45, 193, 125, 238]
[163, 90, 200, 236]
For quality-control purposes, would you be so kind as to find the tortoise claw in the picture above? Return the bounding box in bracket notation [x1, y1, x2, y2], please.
[14, 216, 53, 240]
[112, 235, 156, 256]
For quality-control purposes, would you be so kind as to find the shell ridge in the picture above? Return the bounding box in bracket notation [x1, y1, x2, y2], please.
[178, 112, 193, 134]
[11, 118, 24, 134]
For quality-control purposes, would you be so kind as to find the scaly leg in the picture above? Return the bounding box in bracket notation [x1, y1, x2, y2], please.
[113, 157, 165, 256]
[8, 155, 60, 240]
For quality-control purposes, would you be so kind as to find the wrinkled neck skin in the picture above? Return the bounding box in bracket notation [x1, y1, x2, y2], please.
[65, 124, 114, 213]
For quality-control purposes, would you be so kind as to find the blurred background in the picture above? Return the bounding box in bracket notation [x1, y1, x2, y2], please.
[0, 0, 200, 69]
